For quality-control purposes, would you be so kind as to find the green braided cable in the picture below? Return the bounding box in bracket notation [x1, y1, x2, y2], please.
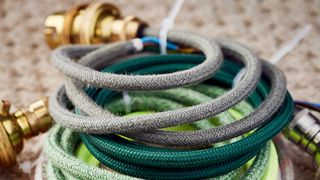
[44, 62, 267, 179]
[44, 24, 292, 179]
[44, 125, 138, 180]
[103, 86, 247, 148]
[44, 89, 276, 180]
[45, 42, 292, 180]
[74, 118, 279, 180]
[44, 85, 272, 180]
[50, 35, 274, 144]
[75, 54, 292, 179]
[44, 127, 272, 180]
[42, 55, 292, 179]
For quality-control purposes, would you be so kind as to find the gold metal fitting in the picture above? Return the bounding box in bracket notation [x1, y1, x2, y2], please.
[44, 2, 148, 48]
[0, 98, 52, 167]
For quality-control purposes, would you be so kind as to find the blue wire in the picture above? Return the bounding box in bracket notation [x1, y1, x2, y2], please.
[141, 36, 179, 50]
[295, 100, 320, 108]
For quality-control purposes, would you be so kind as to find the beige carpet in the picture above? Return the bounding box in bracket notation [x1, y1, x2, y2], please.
[0, 0, 319, 179]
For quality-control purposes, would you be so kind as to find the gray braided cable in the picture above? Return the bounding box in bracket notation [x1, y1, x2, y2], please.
[126, 61, 287, 145]
[49, 28, 286, 146]
[51, 28, 223, 90]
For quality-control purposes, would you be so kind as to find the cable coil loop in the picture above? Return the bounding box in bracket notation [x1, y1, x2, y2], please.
[45, 28, 294, 179]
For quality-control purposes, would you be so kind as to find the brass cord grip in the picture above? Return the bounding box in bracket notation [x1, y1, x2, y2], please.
[44, 2, 148, 48]
[0, 98, 52, 167]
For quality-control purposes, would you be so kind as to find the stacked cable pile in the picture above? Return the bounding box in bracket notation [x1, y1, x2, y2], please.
[44, 28, 294, 180]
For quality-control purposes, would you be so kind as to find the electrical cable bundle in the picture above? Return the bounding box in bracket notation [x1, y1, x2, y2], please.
[44, 28, 294, 179]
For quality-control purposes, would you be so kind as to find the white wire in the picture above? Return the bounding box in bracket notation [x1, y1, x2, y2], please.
[121, 39, 143, 112]
[159, 0, 185, 54]
[232, 68, 246, 86]
[122, 1, 185, 112]
[122, 1, 185, 108]
[122, 91, 131, 114]
[233, 24, 312, 87]
[270, 24, 312, 64]
[34, 154, 46, 180]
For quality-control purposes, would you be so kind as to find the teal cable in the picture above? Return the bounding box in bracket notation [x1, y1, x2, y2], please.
[45, 34, 293, 179]
[50, 35, 273, 143]
[76, 54, 293, 179]
[43, 23, 293, 179]
[44, 84, 272, 180]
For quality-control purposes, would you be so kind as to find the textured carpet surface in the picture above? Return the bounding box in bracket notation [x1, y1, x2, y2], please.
[0, 0, 319, 179]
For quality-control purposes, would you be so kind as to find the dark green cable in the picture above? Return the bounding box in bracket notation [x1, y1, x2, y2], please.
[79, 54, 293, 179]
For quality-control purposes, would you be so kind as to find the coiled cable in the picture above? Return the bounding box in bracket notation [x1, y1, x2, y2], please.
[44, 84, 272, 180]
[46, 29, 293, 179]
[49, 28, 284, 146]
[77, 54, 292, 179]
[50, 28, 264, 145]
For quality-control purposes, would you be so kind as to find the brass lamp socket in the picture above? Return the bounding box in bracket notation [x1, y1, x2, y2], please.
[44, 2, 148, 48]
[0, 98, 52, 167]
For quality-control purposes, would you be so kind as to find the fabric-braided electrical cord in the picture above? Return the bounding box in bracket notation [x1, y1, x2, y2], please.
[44, 28, 294, 179]
[44, 87, 274, 179]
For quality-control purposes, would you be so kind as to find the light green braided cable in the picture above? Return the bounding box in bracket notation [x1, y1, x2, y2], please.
[106, 87, 245, 147]
[46, 161, 63, 180]
[44, 125, 137, 180]
[242, 141, 271, 179]
[44, 86, 273, 180]
[62, 137, 277, 180]
[104, 88, 271, 179]
[45, 125, 271, 180]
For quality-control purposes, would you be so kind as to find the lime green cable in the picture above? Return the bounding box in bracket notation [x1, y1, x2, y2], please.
[262, 143, 279, 180]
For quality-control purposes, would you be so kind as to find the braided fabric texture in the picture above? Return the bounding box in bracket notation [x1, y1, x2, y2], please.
[76, 55, 293, 179]
[44, 85, 272, 180]
[49, 28, 266, 141]
[45, 28, 293, 179]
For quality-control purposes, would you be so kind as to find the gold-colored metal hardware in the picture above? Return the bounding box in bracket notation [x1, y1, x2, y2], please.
[0, 98, 52, 167]
[44, 2, 148, 48]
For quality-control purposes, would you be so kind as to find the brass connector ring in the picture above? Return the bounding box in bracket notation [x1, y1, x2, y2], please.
[0, 122, 16, 167]
[79, 2, 120, 44]
[62, 4, 88, 44]
[119, 15, 138, 40]
[22, 110, 39, 135]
